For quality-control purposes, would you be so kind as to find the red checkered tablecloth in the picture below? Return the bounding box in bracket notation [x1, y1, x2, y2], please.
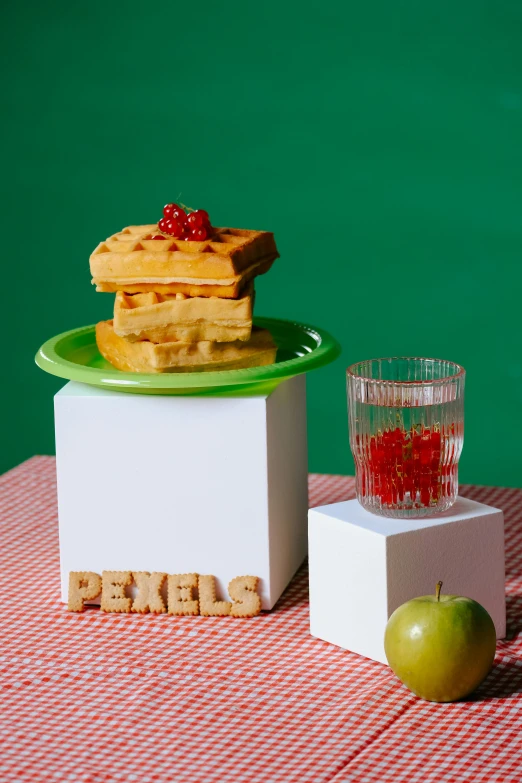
[2, 457, 522, 782]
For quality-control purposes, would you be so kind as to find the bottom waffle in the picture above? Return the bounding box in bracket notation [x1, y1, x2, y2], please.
[96, 320, 277, 373]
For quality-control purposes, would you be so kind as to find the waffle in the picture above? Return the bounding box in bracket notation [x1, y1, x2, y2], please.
[113, 284, 254, 343]
[90, 225, 278, 299]
[96, 320, 277, 373]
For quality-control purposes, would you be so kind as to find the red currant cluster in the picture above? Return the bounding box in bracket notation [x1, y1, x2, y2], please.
[357, 425, 456, 507]
[156, 203, 212, 241]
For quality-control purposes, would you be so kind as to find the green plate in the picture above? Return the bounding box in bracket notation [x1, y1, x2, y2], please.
[35, 317, 341, 395]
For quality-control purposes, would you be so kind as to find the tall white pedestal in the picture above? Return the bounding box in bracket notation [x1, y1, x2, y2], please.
[54, 376, 308, 610]
[308, 498, 506, 664]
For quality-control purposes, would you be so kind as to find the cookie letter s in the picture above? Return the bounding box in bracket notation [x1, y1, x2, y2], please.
[228, 576, 261, 617]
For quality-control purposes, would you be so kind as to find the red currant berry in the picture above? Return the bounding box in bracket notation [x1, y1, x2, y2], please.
[430, 430, 441, 449]
[187, 210, 210, 229]
[152, 235, 167, 240]
[190, 226, 209, 241]
[158, 217, 169, 232]
[420, 448, 432, 467]
[172, 206, 187, 223]
[420, 431, 431, 449]
[186, 212, 202, 229]
[382, 430, 393, 449]
[397, 479, 405, 502]
[165, 219, 184, 238]
[420, 488, 431, 506]
[163, 203, 181, 219]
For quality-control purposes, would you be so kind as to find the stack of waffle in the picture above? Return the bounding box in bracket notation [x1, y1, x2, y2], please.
[90, 224, 279, 373]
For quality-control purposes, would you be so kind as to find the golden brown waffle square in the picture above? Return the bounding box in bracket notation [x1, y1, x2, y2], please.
[96, 320, 277, 373]
[90, 225, 278, 299]
[113, 284, 254, 343]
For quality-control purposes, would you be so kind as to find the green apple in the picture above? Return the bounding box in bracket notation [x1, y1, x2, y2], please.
[384, 582, 496, 702]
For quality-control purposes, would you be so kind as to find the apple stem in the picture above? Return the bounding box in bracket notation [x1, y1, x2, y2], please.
[436, 581, 443, 602]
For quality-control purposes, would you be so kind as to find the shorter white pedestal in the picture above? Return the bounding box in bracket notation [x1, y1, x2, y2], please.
[55, 376, 308, 610]
[308, 498, 506, 664]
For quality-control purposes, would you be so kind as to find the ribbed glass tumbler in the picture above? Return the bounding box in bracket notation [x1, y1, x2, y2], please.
[347, 357, 465, 519]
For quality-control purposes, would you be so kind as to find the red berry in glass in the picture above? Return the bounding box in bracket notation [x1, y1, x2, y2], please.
[356, 422, 458, 512]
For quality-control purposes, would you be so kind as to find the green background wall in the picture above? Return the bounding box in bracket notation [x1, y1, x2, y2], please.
[2, 0, 522, 485]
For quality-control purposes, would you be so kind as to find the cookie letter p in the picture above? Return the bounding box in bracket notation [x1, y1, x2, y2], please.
[68, 571, 102, 612]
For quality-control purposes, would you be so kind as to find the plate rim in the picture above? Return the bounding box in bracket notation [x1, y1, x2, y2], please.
[35, 316, 342, 391]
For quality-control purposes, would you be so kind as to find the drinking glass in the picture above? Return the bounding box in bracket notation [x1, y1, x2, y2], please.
[347, 357, 465, 518]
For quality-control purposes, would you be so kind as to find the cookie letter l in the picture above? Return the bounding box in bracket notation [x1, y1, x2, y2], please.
[199, 575, 232, 616]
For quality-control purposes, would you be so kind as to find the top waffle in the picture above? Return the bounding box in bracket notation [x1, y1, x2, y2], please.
[90, 225, 279, 299]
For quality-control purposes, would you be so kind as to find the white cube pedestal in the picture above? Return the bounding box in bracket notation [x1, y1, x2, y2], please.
[55, 376, 308, 610]
[309, 498, 506, 664]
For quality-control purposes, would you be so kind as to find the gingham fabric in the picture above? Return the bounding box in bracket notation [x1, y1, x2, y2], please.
[2, 457, 521, 783]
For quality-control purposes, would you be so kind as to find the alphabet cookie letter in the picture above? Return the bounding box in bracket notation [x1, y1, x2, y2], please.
[168, 573, 199, 616]
[132, 572, 167, 614]
[101, 571, 132, 612]
[68, 571, 102, 612]
[198, 575, 231, 616]
[228, 575, 262, 617]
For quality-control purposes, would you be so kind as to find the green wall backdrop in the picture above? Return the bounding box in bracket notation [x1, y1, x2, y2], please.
[2, 1, 522, 485]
